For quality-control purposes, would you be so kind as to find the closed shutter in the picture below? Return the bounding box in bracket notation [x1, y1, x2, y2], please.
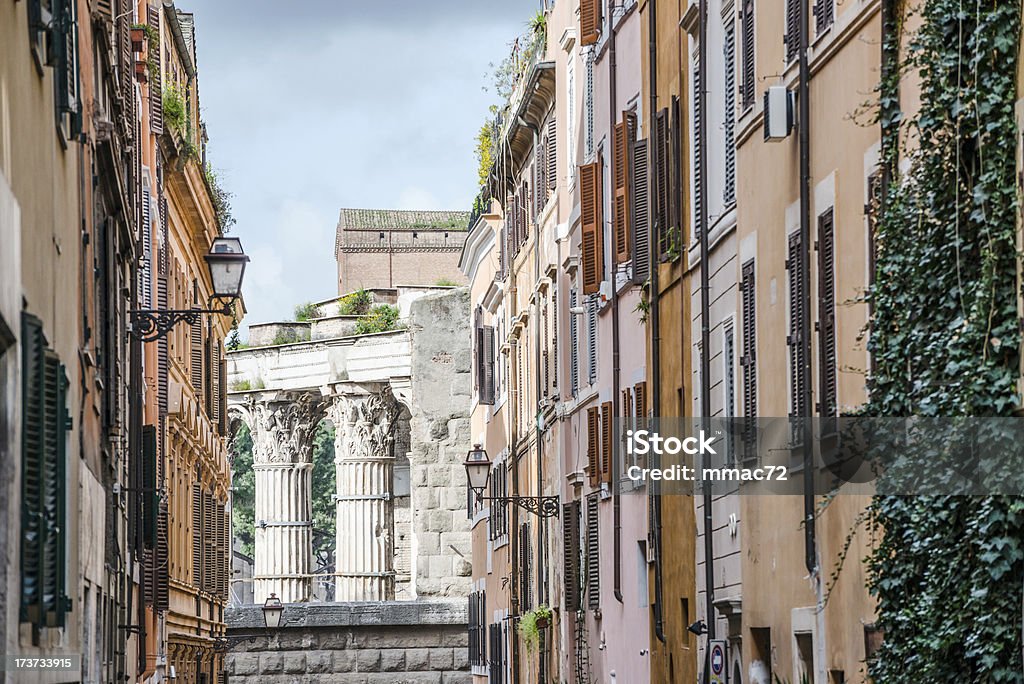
[519, 522, 533, 610]
[621, 388, 633, 439]
[670, 96, 682, 243]
[140, 181, 152, 308]
[500, 213, 509, 278]
[600, 401, 612, 482]
[631, 138, 650, 284]
[550, 290, 558, 395]
[219, 358, 228, 435]
[613, 116, 631, 264]
[580, 0, 601, 45]
[586, 494, 600, 609]
[817, 209, 837, 416]
[205, 492, 216, 593]
[562, 500, 582, 611]
[786, 0, 801, 63]
[741, 260, 758, 455]
[580, 161, 604, 294]
[634, 382, 647, 428]
[54, 0, 81, 119]
[535, 140, 546, 217]
[654, 109, 670, 251]
[481, 326, 496, 405]
[586, 295, 597, 384]
[569, 288, 579, 397]
[741, 0, 756, 109]
[521, 180, 530, 246]
[190, 283, 202, 394]
[547, 116, 558, 192]
[814, 0, 834, 34]
[142, 426, 158, 548]
[211, 340, 221, 426]
[192, 481, 202, 587]
[156, 501, 169, 610]
[787, 231, 808, 418]
[216, 503, 228, 598]
[587, 406, 600, 486]
[585, 57, 595, 157]
[148, 4, 163, 135]
[723, 22, 737, 206]
[542, 300, 550, 396]
[691, 55, 703, 241]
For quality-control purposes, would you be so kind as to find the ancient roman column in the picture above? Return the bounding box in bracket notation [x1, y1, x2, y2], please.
[242, 392, 324, 603]
[329, 389, 399, 601]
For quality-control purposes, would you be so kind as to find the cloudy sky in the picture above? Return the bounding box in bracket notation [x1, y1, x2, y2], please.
[191, 0, 538, 332]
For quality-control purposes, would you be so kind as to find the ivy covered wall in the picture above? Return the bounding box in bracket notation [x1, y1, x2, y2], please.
[868, 0, 1024, 679]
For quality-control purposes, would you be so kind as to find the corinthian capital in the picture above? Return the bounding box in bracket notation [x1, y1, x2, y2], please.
[330, 389, 399, 462]
[244, 392, 326, 465]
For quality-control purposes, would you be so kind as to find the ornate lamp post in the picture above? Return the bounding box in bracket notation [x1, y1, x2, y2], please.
[131, 236, 249, 341]
[212, 593, 285, 652]
[463, 444, 560, 518]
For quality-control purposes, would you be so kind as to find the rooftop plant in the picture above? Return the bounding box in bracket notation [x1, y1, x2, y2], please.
[294, 301, 319, 322]
[354, 305, 400, 336]
[338, 288, 372, 316]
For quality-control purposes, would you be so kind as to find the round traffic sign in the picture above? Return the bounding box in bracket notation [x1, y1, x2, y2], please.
[711, 643, 725, 674]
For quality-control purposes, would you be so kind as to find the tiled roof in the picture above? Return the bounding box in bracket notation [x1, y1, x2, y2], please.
[176, 11, 195, 63]
[335, 208, 470, 251]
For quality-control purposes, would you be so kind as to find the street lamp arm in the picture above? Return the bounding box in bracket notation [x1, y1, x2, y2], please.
[130, 300, 235, 342]
[478, 495, 560, 518]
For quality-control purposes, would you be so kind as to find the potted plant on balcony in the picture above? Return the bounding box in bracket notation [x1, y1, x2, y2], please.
[130, 25, 148, 53]
[518, 604, 554, 652]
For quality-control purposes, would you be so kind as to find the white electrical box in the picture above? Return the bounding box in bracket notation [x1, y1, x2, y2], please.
[764, 86, 794, 141]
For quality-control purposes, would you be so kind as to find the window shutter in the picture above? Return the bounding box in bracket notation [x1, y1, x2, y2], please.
[814, 0, 834, 34]
[143, 426, 158, 549]
[20, 314, 46, 625]
[580, 161, 604, 294]
[481, 326, 496, 405]
[190, 283, 203, 394]
[569, 288, 579, 397]
[550, 291, 558, 395]
[587, 406, 600, 486]
[586, 494, 600, 608]
[547, 116, 558, 192]
[741, 0, 756, 109]
[500, 213, 509, 278]
[654, 109, 670, 251]
[192, 481, 202, 587]
[521, 180, 530, 246]
[723, 22, 737, 206]
[156, 500, 169, 610]
[148, 5, 163, 135]
[542, 300, 550, 396]
[613, 117, 631, 264]
[519, 522, 533, 610]
[787, 231, 808, 418]
[140, 182, 153, 308]
[535, 141, 546, 217]
[600, 401, 612, 482]
[219, 357, 228, 435]
[691, 57, 703, 241]
[817, 209, 837, 417]
[580, 0, 601, 45]
[631, 138, 650, 284]
[786, 0, 801, 63]
[621, 388, 633, 437]
[670, 96, 682, 243]
[562, 501, 582, 611]
[586, 295, 597, 385]
[741, 259, 758, 455]
[204, 492, 215, 593]
[211, 340, 221, 426]
[54, 0, 81, 119]
[585, 57, 595, 157]
[634, 381, 648, 428]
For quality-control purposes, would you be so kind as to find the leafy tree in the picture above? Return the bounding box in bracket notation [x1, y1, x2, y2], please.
[230, 424, 255, 558]
[311, 422, 336, 570]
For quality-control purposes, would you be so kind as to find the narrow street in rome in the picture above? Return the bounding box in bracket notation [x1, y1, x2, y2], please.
[2, 1, 1024, 683]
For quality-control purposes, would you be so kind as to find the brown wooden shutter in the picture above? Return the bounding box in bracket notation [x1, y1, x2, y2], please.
[219, 357, 228, 435]
[635, 381, 648, 430]
[587, 406, 600, 486]
[580, 0, 601, 45]
[631, 138, 650, 284]
[562, 501, 582, 611]
[211, 339, 221, 425]
[190, 282, 202, 394]
[817, 209, 837, 416]
[654, 109, 670, 251]
[156, 501, 169, 610]
[585, 494, 600, 608]
[622, 388, 633, 435]
[613, 116, 632, 264]
[787, 231, 808, 418]
[535, 140, 545, 217]
[580, 161, 604, 294]
[600, 401, 612, 481]
[741, 0, 756, 109]
[192, 481, 202, 587]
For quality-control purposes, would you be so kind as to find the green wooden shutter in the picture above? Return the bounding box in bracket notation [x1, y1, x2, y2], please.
[788, 231, 808, 418]
[20, 313, 47, 624]
[562, 500, 582, 611]
[817, 209, 837, 417]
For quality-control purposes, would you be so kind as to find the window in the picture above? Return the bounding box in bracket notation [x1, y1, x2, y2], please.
[569, 289, 579, 397]
[613, 112, 637, 264]
[580, 0, 602, 45]
[475, 311, 496, 406]
[636, 541, 649, 608]
[567, 57, 577, 181]
[814, 0, 835, 35]
[655, 107, 672, 250]
[795, 632, 815, 684]
[817, 208, 837, 417]
[488, 459, 508, 542]
[786, 0, 801, 63]
[741, 0, 756, 109]
[787, 231, 808, 419]
[488, 621, 507, 684]
[585, 55, 595, 158]
[600, 401, 613, 483]
[20, 313, 71, 630]
[468, 590, 486, 667]
[587, 406, 601, 486]
[741, 260, 758, 460]
[723, 21, 737, 206]
[585, 493, 600, 608]
[519, 522, 533, 610]
[580, 161, 604, 294]
[562, 501, 583, 611]
[723, 322, 736, 464]
[586, 294, 598, 385]
[631, 136, 651, 284]
[751, 627, 773, 682]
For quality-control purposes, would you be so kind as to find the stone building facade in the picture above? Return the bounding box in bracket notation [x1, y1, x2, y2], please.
[336, 209, 471, 292]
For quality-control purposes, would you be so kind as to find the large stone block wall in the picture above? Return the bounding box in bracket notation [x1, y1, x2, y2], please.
[407, 290, 473, 598]
[225, 601, 470, 684]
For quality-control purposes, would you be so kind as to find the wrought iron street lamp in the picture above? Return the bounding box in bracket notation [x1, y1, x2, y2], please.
[131, 236, 249, 342]
[463, 444, 560, 518]
[212, 593, 285, 652]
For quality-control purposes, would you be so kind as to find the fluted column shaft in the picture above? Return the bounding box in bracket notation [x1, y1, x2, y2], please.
[330, 391, 398, 601]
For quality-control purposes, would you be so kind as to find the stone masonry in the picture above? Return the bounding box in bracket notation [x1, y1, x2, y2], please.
[224, 601, 470, 684]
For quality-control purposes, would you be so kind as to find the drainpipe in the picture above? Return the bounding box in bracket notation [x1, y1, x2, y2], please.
[608, 2, 624, 607]
[647, 0, 667, 645]
[798, 0, 817, 579]
[696, 0, 715, 675]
